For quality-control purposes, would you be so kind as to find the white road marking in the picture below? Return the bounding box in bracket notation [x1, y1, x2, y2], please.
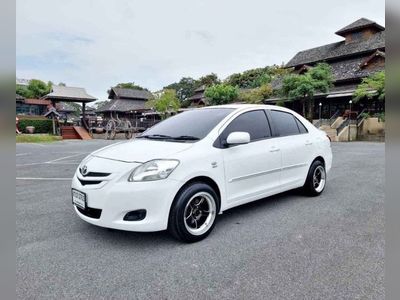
[16, 153, 29, 156]
[45, 153, 86, 163]
[16, 152, 87, 167]
[16, 177, 72, 181]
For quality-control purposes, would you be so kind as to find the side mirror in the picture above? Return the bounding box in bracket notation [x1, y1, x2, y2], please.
[226, 131, 250, 146]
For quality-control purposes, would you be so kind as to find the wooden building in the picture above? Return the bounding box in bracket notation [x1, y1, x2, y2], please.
[96, 87, 154, 128]
[43, 85, 96, 139]
[266, 18, 385, 119]
[188, 85, 207, 106]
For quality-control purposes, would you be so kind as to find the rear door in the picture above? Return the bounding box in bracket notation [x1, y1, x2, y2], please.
[266, 110, 313, 188]
[217, 110, 282, 204]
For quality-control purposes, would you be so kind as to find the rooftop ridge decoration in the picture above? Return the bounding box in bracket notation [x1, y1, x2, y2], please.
[335, 17, 385, 36]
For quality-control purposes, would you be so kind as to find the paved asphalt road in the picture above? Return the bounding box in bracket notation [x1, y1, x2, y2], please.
[16, 140, 384, 299]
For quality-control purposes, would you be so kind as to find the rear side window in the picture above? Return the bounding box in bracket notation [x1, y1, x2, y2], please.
[269, 110, 301, 137]
[221, 110, 271, 142]
[295, 117, 308, 134]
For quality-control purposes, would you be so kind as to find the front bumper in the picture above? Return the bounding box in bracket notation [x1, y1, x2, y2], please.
[71, 174, 183, 232]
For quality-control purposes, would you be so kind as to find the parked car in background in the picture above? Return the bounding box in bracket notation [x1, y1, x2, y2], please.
[72, 104, 332, 242]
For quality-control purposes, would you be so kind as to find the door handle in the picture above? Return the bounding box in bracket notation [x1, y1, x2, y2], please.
[269, 148, 280, 152]
[305, 141, 313, 146]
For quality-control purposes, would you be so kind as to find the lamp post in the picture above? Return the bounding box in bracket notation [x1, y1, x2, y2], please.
[319, 102, 322, 124]
[348, 100, 352, 142]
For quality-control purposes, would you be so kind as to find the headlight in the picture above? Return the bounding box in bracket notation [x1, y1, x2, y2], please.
[128, 159, 179, 182]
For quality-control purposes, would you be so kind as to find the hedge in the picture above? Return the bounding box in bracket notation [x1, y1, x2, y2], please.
[18, 119, 53, 133]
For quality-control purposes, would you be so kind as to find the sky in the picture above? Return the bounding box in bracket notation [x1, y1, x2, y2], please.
[16, 0, 385, 101]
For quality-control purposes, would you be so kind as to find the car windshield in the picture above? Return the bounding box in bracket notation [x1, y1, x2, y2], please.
[138, 108, 234, 142]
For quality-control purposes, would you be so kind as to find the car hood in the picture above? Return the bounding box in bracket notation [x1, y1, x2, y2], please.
[91, 139, 195, 163]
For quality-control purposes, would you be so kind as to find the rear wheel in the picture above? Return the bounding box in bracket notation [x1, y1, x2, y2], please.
[303, 160, 326, 196]
[168, 183, 218, 243]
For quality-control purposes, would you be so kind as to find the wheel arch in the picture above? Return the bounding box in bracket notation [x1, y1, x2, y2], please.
[171, 176, 222, 214]
[312, 155, 325, 167]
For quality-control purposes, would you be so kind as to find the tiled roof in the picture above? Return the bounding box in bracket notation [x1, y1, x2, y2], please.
[110, 87, 153, 100]
[96, 99, 148, 113]
[271, 52, 384, 90]
[286, 30, 385, 68]
[24, 98, 51, 105]
[330, 54, 385, 82]
[44, 85, 96, 102]
[335, 18, 384, 36]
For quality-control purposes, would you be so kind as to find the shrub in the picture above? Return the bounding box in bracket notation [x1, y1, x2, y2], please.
[18, 119, 53, 133]
[204, 84, 238, 105]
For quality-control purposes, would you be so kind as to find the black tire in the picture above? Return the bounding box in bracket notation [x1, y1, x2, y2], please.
[168, 182, 219, 243]
[303, 160, 326, 196]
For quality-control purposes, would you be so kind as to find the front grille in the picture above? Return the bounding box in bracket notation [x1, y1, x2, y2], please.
[76, 206, 102, 219]
[79, 168, 111, 177]
[78, 178, 103, 186]
[83, 171, 111, 177]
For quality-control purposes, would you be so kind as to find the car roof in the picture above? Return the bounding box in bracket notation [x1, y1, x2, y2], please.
[205, 103, 288, 112]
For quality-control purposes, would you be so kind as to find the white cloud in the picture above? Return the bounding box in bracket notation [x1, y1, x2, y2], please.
[16, 0, 385, 100]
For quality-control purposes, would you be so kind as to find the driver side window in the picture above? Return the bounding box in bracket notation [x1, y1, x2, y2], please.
[220, 110, 271, 143]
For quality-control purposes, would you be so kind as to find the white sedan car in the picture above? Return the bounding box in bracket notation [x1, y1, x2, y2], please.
[72, 104, 332, 242]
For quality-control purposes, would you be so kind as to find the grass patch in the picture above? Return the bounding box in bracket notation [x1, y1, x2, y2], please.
[16, 134, 62, 143]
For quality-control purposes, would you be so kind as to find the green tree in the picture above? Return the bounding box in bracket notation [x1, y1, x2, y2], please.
[239, 84, 273, 104]
[16, 79, 52, 98]
[204, 84, 238, 105]
[164, 77, 197, 101]
[29, 79, 51, 98]
[16, 85, 33, 98]
[225, 64, 289, 89]
[197, 73, 220, 87]
[353, 71, 385, 102]
[281, 63, 333, 120]
[146, 89, 180, 119]
[114, 82, 148, 91]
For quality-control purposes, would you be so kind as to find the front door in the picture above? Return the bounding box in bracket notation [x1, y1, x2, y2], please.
[218, 110, 282, 204]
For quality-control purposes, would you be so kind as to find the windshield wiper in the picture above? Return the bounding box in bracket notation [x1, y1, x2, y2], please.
[170, 135, 200, 141]
[137, 134, 173, 139]
[137, 134, 200, 141]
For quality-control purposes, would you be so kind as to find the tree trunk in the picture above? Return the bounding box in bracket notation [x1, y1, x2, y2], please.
[307, 98, 314, 121]
[301, 99, 306, 117]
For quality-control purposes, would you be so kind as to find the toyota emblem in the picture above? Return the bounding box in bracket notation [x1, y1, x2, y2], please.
[82, 165, 88, 176]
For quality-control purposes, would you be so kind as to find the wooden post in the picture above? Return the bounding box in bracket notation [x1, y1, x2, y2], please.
[82, 102, 87, 129]
[52, 114, 56, 135]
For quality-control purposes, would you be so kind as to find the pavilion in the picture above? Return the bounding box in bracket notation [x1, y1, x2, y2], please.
[43, 85, 97, 130]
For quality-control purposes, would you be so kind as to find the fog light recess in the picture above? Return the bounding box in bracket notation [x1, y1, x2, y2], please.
[123, 209, 147, 221]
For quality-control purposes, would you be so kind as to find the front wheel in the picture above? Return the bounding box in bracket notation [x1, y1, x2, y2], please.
[168, 183, 218, 243]
[303, 160, 326, 196]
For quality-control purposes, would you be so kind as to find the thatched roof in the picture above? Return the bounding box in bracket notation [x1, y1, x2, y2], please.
[108, 87, 152, 100]
[44, 85, 96, 103]
[96, 99, 148, 113]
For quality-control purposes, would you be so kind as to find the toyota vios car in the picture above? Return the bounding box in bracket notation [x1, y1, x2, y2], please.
[72, 104, 332, 242]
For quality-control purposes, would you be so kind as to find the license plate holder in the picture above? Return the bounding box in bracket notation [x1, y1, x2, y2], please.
[72, 189, 87, 210]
